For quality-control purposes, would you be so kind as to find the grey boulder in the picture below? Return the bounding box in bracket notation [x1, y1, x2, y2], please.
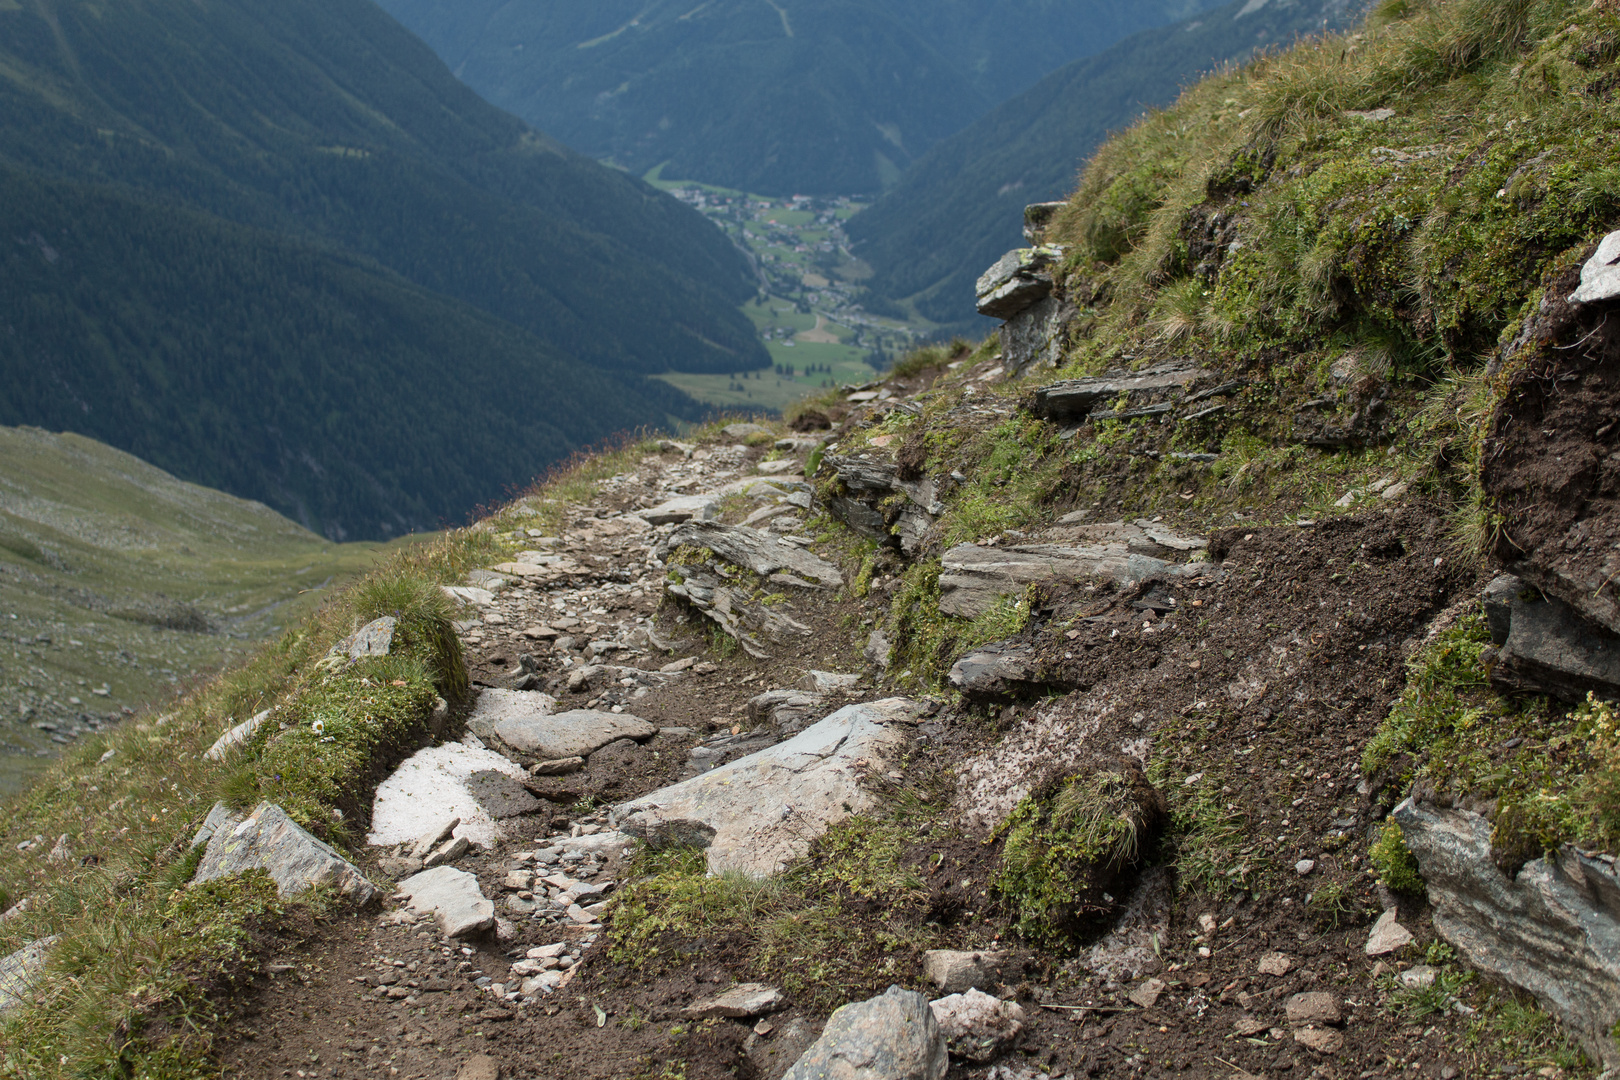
[1030, 367, 1208, 424]
[617, 699, 917, 875]
[684, 982, 785, 1019]
[658, 521, 842, 589]
[783, 985, 947, 1080]
[1393, 796, 1620, 1068]
[330, 616, 396, 661]
[976, 247, 1060, 320]
[1001, 293, 1079, 377]
[192, 801, 377, 906]
[396, 865, 495, 939]
[948, 642, 1043, 697]
[747, 689, 827, 734]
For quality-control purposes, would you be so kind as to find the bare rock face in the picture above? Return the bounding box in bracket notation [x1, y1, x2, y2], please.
[747, 689, 827, 734]
[616, 699, 917, 876]
[1001, 293, 1079, 377]
[192, 801, 377, 906]
[822, 454, 941, 556]
[1393, 796, 1620, 1068]
[782, 985, 947, 1080]
[948, 641, 1044, 697]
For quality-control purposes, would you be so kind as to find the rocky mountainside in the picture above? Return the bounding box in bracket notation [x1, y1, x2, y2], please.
[2, 1, 1620, 1077]
[373, 0, 1225, 194]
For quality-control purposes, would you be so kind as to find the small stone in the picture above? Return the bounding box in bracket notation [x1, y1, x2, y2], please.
[928, 988, 1025, 1063]
[376, 856, 423, 878]
[1398, 964, 1438, 989]
[423, 836, 470, 868]
[1197, 914, 1217, 935]
[1285, 992, 1342, 1027]
[1570, 229, 1620, 305]
[782, 986, 946, 1080]
[1128, 978, 1167, 1009]
[396, 866, 495, 939]
[528, 757, 585, 777]
[1233, 1016, 1268, 1036]
[660, 657, 698, 673]
[408, 818, 461, 861]
[1295, 858, 1316, 876]
[1294, 1026, 1345, 1054]
[1365, 910, 1414, 956]
[1258, 952, 1293, 977]
[1381, 481, 1410, 501]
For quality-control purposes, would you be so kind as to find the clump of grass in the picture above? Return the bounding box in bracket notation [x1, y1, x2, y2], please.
[608, 814, 937, 1010]
[996, 770, 1159, 949]
[1370, 821, 1425, 894]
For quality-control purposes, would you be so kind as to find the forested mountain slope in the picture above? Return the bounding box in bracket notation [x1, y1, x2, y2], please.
[374, 0, 1225, 194]
[849, 0, 1362, 324]
[0, 0, 770, 539]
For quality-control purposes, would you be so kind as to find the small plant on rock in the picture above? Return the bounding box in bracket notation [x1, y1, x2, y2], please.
[1370, 820, 1425, 894]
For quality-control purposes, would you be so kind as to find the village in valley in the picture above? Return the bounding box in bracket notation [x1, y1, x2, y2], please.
[645, 169, 941, 411]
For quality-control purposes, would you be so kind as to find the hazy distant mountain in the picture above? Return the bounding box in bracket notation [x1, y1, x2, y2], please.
[374, 0, 1226, 195]
[0, 0, 770, 539]
[848, 0, 1363, 325]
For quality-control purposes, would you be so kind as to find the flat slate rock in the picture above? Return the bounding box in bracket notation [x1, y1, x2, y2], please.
[684, 982, 785, 1019]
[193, 801, 377, 906]
[783, 985, 947, 1080]
[1030, 368, 1208, 423]
[657, 521, 842, 588]
[489, 704, 657, 762]
[368, 736, 532, 850]
[617, 699, 916, 876]
[396, 865, 495, 939]
[938, 541, 1213, 618]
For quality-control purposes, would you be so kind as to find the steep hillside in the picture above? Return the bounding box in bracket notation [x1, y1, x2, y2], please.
[375, 0, 1224, 194]
[0, 425, 393, 795]
[2, 2, 1619, 1078]
[0, 0, 770, 537]
[849, 0, 1362, 324]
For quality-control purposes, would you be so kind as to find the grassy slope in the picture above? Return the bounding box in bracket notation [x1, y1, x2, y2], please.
[0, 426, 401, 794]
[848, 0, 1362, 324]
[372, 0, 1225, 195]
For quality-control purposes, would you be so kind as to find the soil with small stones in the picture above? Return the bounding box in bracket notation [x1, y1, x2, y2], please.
[1483, 256, 1620, 633]
[211, 361, 1527, 1080]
